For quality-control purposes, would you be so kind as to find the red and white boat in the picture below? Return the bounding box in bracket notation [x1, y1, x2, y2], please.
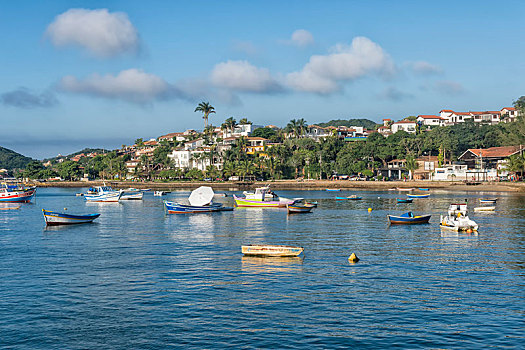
[0, 183, 36, 203]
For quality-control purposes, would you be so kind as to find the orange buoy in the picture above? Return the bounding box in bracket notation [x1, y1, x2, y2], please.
[348, 253, 359, 263]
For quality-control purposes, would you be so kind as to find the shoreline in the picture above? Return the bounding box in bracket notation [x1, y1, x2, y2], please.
[31, 179, 525, 193]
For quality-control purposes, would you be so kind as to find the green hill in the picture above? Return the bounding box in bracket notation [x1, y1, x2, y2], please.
[43, 148, 109, 162]
[317, 118, 379, 130]
[0, 146, 33, 170]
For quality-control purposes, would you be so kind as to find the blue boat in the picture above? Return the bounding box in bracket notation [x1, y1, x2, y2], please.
[388, 212, 431, 225]
[396, 198, 413, 203]
[326, 189, 341, 192]
[164, 201, 231, 214]
[42, 209, 100, 226]
[407, 194, 430, 199]
[418, 188, 429, 191]
[336, 195, 362, 200]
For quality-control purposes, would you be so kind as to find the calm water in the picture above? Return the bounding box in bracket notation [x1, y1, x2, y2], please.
[0, 187, 524, 349]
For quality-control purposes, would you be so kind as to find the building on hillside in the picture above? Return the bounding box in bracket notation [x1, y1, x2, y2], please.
[413, 156, 442, 180]
[158, 132, 187, 142]
[168, 147, 222, 172]
[306, 125, 331, 140]
[377, 125, 392, 136]
[391, 120, 416, 134]
[439, 109, 502, 125]
[500, 107, 519, 123]
[221, 123, 262, 138]
[245, 137, 269, 155]
[458, 145, 524, 175]
[184, 138, 204, 150]
[416, 115, 445, 126]
[382, 118, 392, 126]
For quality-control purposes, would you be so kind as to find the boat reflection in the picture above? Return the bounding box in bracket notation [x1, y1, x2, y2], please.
[241, 255, 303, 273]
[440, 229, 479, 239]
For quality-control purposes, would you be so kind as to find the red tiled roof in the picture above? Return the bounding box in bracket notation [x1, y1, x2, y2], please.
[393, 120, 416, 124]
[159, 132, 184, 139]
[465, 146, 524, 158]
[417, 115, 440, 119]
[440, 109, 454, 113]
[501, 107, 516, 111]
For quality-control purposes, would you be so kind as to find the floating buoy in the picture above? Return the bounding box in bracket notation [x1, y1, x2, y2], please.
[368, 208, 372, 212]
[64, 208, 67, 211]
[348, 253, 359, 263]
[466, 228, 473, 233]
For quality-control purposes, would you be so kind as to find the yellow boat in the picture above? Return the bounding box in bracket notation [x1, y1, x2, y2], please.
[241, 245, 304, 257]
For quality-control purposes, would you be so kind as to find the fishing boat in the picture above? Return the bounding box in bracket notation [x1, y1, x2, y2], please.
[154, 190, 170, 196]
[396, 188, 415, 191]
[241, 245, 304, 257]
[287, 203, 314, 213]
[480, 198, 497, 204]
[326, 188, 341, 192]
[396, 198, 413, 203]
[0, 183, 36, 203]
[440, 203, 478, 231]
[84, 186, 122, 202]
[233, 186, 295, 207]
[418, 188, 429, 191]
[388, 212, 431, 225]
[42, 209, 100, 226]
[335, 195, 362, 200]
[165, 186, 232, 214]
[120, 188, 144, 200]
[407, 194, 430, 199]
[474, 206, 495, 212]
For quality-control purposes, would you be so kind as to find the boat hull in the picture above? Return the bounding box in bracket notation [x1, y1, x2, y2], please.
[335, 196, 362, 200]
[326, 189, 341, 192]
[0, 188, 36, 202]
[233, 195, 293, 207]
[388, 214, 431, 224]
[407, 194, 430, 199]
[480, 199, 497, 204]
[42, 210, 100, 226]
[396, 199, 413, 203]
[287, 204, 313, 213]
[474, 206, 495, 211]
[242, 245, 304, 257]
[164, 201, 223, 214]
[84, 192, 122, 202]
[120, 192, 144, 200]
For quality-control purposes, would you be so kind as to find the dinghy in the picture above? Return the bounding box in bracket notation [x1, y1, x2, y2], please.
[241, 245, 304, 257]
[388, 212, 431, 225]
[42, 209, 100, 226]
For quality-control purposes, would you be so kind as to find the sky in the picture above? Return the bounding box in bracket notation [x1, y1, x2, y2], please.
[1, 0, 524, 159]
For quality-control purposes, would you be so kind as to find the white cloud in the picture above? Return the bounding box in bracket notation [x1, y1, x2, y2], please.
[291, 29, 314, 47]
[46, 8, 139, 58]
[58, 69, 180, 103]
[286, 36, 395, 94]
[408, 61, 443, 75]
[210, 60, 282, 93]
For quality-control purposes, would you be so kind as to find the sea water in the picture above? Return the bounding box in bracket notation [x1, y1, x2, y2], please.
[0, 187, 523, 349]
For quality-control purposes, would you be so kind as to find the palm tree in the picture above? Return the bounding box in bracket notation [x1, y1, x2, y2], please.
[239, 117, 252, 125]
[221, 117, 237, 137]
[405, 154, 419, 180]
[194, 101, 216, 129]
[223, 161, 237, 180]
[286, 118, 308, 138]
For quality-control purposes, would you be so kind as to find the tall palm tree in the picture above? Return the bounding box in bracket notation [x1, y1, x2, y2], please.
[405, 154, 419, 180]
[194, 101, 216, 129]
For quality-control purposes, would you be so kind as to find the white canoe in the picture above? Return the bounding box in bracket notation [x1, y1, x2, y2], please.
[242, 245, 304, 257]
[474, 206, 495, 212]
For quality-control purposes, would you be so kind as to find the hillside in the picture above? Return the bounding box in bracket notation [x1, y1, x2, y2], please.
[316, 118, 379, 130]
[0, 146, 33, 170]
[43, 148, 109, 162]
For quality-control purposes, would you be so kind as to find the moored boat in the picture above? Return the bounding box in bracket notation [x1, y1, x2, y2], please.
[440, 203, 478, 231]
[418, 188, 429, 191]
[165, 186, 232, 214]
[388, 212, 431, 225]
[326, 188, 341, 192]
[287, 203, 314, 213]
[335, 195, 362, 200]
[0, 183, 36, 203]
[241, 244, 304, 257]
[42, 209, 100, 226]
[474, 206, 495, 212]
[233, 186, 294, 207]
[480, 198, 497, 204]
[396, 198, 413, 203]
[407, 194, 430, 199]
[304, 201, 318, 207]
[396, 188, 415, 191]
[84, 186, 122, 202]
[120, 188, 144, 200]
[154, 191, 170, 196]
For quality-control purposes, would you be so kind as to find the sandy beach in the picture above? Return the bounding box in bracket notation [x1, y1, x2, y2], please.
[31, 179, 525, 192]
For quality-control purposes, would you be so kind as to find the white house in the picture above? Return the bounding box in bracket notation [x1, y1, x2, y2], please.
[501, 107, 519, 123]
[184, 138, 204, 150]
[417, 115, 445, 126]
[439, 109, 502, 125]
[391, 120, 416, 134]
[306, 125, 331, 139]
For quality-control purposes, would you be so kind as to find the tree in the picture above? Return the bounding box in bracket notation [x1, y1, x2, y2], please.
[405, 154, 419, 180]
[239, 117, 252, 125]
[286, 118, 308, 138]
[56, 161, 82, 180]
[221, 117, 237, 136]
[194, 101, 216, 129]
[23, 161, 44, 178]
[251, 127, 277, 140]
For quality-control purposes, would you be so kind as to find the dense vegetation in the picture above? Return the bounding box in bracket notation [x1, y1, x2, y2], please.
[316, 118, 378, 129]
[0, 146, 33, 170]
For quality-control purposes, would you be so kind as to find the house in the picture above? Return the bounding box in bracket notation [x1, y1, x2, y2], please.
[391, 120, 416, 134]
[416, 115, 445, 126]
[306, 125, 331, 140]
[457, 145, 524, 180]
[413, 156, 442, 180]
[377, 125, 392, 136]
[245, 137, 269, 155]
[221, 123, 261, 138]
[379, 159, 408, 180]
[439, 109, 502, 125]
[184, 138, 204, 150]
[158, 132, 186, 142]
[382, 118, 392, 126]
[501, 107, 519, 123]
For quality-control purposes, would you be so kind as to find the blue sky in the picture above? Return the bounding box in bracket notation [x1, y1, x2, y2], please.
[1, 0, 524, 159]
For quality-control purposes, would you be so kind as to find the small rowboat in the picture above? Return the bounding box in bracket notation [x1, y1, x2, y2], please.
[418, 188, 429, 191]
[241, 245, 304, 257]
[164, 201, 224, 214]
[335, 195, 362, 200]
[480, 198, 497, 204]
[154, 191, 170, 196]
[396, 188, 415, 191]
[407, 194, 430, 199]
[42, 209, 100, 226]
[474, 206, 495, 212]
[326, 189, 341, 192]
[388, 212, 431, 225]
[305, 201, 318, 207]
[396, 198, 413, 203]
[287, 204, 314, 213]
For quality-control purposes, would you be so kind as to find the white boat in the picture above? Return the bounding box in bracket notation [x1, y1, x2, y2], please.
[474, 206, 495, 212]
[234, 186, 295, 207]
[440, 203, 478, 231]
[154, 191, 170, 196]
[120, 188, 144, 200]
[243, 186, 277, 200]
[84, 186, 122, 202]
[480, 198, 498, 204]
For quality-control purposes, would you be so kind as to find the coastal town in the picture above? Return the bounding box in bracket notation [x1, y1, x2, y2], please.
[3, 99, 524, 186]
